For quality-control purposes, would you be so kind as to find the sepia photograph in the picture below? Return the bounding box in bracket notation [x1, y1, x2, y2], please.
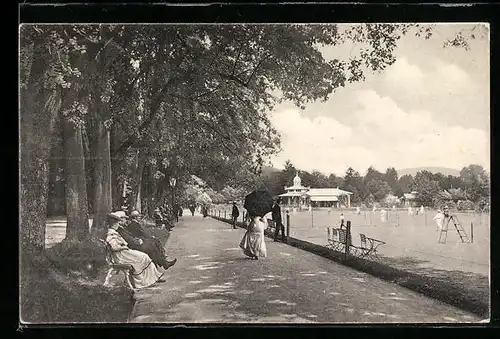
[19, 22, 490, 324]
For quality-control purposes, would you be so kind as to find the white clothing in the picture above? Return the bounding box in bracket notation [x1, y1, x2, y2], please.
[240, 217, 267, 258]
[106, 229, 163, 289]
[433, 212, 445, 230]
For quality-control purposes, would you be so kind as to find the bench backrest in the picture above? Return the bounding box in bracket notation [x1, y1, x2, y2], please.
[331, 228, 338, 240]
[338, 229, 347, 243]
[359, 233, 367, 247]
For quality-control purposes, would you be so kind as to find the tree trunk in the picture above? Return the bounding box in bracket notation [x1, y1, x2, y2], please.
[136, 182, 142, 212]
[111, 175, 124, 211]
[47, 143, 63, 217]
[83, 128, 95, 216]
[110, 126, 126, 211]
[129, 149, 147, 210]
[90, 121, 112, 236]
[63, 120, 90, 241]
[20, 44, 60, 254]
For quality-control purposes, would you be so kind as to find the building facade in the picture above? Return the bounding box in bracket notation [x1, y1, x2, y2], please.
[278, 173, 352, 208]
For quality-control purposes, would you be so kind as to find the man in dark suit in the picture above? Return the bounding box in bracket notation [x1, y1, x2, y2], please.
[118, 211, 177, 270]
[272, 198, 285, 242]
[231, 202, 239, 229]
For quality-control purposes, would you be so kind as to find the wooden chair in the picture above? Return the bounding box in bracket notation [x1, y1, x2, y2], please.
[359, 233, 386, 259]
[337, 229, 366, 257]
[98, 239, 135, 289]
[327, 228, 340, 251]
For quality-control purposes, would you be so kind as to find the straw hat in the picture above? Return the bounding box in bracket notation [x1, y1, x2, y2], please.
[107, 212, 123, 222]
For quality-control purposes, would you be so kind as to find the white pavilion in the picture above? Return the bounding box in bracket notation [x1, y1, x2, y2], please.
[278, 172, 352, 208]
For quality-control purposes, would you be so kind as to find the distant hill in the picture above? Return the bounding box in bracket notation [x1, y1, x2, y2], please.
[397, 167, 461, 177]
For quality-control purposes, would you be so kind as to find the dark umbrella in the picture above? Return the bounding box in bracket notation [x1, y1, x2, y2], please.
[244, 190, 274, 217]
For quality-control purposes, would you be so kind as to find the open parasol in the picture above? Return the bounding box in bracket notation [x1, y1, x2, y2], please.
[244, 190, 274, 217]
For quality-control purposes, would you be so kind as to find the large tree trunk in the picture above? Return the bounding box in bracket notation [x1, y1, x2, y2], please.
[110, 127, 126, 211]
[83, 128, 95, 216]
[111, 174, 124, 211]
[63, 120, 90, 241]
[129, 149, 147, 210]
[47, 141, 64, 217]
[20, 42, 60, 254]
[90, 121, 112, 236]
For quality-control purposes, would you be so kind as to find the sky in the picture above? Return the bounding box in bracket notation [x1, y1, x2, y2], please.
[268, 24, 490, 177]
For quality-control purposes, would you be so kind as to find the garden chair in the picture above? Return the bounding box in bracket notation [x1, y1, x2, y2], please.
[98, 239, 135, 290]
[327, 228, 340, 251]
[359, 233, 386, 260]
[337, 228, 366, 257]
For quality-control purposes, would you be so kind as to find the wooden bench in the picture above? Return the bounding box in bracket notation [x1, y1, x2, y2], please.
[98, 239, 135, 289]
[358, 233, 386, 260]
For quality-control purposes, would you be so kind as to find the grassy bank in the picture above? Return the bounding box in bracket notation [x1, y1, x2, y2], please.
[22, 224, 170, 323]
[212, 216, 489, 318]
[20, 244, 135, 323]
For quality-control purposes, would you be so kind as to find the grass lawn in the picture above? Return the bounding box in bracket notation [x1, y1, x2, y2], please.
[212, 205, 490, 317]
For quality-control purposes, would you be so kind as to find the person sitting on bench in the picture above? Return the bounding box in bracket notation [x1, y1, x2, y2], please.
[106, 212, 165, 289]
[118, 212, 177, 270]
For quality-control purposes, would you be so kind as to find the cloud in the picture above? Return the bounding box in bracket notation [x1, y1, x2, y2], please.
[384, 56, 471, 95]
[385, 57, 425, 87]
[269, 91, 489, 175]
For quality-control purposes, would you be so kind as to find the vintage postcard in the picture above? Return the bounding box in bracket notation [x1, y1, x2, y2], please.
[19, 21, 490, 324]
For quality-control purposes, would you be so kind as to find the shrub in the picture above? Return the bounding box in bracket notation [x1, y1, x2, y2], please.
[457, 200, 475, 211]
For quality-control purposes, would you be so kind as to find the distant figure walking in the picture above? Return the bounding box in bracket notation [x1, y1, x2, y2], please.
[231, 202, 239, 229]
[240, 215, 268, 260]
[202, 206, 208, 218]
[272, 198, 285, 242]
[408, 206, 413, 216]
[308, 205, 312, 213]
[340, 213, 345, 227]
[372, 206, 377, 213]
[420, 205, 425, 215]
[433, 209, 445, 231]
[189, 204, 196, 216]
[356, 206, 361, 215]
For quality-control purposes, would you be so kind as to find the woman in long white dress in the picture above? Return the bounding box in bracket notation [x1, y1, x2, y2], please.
[106, 213, 164, 289]
[239, 215, 268, 260]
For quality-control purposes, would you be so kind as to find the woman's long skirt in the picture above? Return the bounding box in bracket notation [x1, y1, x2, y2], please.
[239, 230, 267, 258]
[111, 249, 164, 289]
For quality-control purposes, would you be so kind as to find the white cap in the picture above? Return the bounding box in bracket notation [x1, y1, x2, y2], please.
[114, 211, 127, 218]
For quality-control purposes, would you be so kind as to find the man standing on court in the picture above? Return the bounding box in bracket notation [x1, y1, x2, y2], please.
[272, 198, 286, 242]
[231, 202, 239, 229]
